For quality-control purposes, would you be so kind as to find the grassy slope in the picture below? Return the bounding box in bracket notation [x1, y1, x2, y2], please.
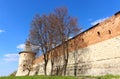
[79, 75, 120, 79]
[0, 76, 77, 79]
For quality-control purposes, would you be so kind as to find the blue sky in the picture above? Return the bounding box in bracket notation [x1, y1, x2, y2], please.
[0, 0, 120, 76]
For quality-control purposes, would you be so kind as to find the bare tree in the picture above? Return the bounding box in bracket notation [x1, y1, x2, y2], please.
[47, 13, 61, 75]
[22, 60, 33, 75]
[29, 7, 81, 76]
[53, 7, 81, 75]
[29, 14, 50, 75]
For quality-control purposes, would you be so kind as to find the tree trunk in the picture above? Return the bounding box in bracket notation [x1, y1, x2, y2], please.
[44, 62, 47, 76]
[50, 61, 54, 75]
[27, 69, 31, 76]
[63, 59, 68, 76]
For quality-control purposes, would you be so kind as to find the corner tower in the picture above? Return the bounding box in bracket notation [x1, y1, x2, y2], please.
[16, 41, 36, 76]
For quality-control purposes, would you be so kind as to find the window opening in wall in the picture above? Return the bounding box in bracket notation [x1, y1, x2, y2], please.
[97, 31, 100, 37]
[82, 38, 84, 42]
[108, 30, 111, 34]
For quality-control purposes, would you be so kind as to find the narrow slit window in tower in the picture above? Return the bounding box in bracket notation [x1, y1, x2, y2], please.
[82, 38, 84, 42]
[97, 31, 100, 37]
[108, 30, 111, 34]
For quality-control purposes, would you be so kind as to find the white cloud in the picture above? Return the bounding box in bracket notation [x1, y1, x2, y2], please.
[0, 29, 5, 33]
[17, 44, 25, 50]
[91, 17, 109, 25]
[3, 53, 19, 62]
[17, 43, 40, 52]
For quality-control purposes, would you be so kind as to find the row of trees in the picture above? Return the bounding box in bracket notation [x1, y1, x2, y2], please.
[29, 7, 81, 76]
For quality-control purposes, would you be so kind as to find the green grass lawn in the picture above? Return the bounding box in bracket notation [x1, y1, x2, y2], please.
[0, 76, 77, 79]
[79, 74, 120, 79]
[1, 75, 120, 79]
